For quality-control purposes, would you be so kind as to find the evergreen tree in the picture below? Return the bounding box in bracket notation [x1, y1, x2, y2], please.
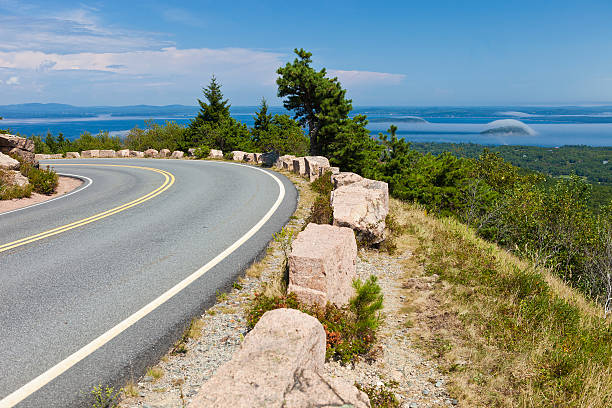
[181, 76, 253, 152]
[189, 75, 230, 130]
[276, 49, 351, 156]
[253, 97, 272, 133]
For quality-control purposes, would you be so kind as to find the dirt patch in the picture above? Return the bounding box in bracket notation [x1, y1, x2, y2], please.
[0, 176, 83, 214]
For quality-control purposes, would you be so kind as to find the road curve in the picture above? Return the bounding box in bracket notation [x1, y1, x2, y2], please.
[0, 158, 297, 407]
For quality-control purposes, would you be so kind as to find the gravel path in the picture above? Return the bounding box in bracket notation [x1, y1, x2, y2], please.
[120, 173, 459, 408]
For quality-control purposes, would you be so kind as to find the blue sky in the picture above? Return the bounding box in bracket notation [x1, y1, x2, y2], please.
[1, 0, 612, 106]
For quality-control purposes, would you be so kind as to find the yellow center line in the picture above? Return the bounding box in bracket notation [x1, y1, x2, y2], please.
[0, 164, 175, 253]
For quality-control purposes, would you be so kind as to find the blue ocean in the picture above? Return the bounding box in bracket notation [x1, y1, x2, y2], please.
[2, 104, 612, 147]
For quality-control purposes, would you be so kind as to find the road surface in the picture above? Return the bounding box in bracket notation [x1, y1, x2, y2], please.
[0, 158, 297, 407]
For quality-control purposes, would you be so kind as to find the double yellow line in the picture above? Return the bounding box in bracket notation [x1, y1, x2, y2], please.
[0, 164, 175, 254]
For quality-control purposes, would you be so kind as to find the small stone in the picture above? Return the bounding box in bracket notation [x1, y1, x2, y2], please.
[435, 381, 443, 388]
[451, 399, 458, 405]
[409, 403, 418, 408]
[422, 389, 430, 396]
[143, 375, 154, 382]
[375, 380, 384, 387]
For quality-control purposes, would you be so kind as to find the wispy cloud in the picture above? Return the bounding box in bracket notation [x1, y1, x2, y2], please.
[328, 70, 405, 86]
[5, 76, 19, 85]
[0, 7, 171, 53]
[0, 47, 284, 82]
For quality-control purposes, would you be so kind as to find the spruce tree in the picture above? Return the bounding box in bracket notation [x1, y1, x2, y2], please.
[253, 97, 272, 132]
[189, 75, 231, 131]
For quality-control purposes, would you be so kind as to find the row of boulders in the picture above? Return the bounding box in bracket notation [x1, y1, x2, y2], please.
[192, 223, 370, 407]
[273, 155, 340, 182]
[272, 154, 389, 244]
[192, 158, 389, 407]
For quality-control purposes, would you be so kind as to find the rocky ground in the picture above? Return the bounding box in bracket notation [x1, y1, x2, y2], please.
[119, 171, 459, 408]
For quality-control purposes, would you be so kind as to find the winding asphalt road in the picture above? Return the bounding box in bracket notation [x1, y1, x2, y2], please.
[0, 158, 297, 407]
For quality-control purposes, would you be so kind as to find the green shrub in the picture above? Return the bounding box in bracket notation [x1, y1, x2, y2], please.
[246, 275, 384, 364]
[305, 195, 333, 225]
[194, 145, 211, 159]
[21, 164, 58, 195]
[355, 381, 400, 408]
[224, 151, 234, 160]
[310, 171, 333, 196]
[88, 384, 121, 408]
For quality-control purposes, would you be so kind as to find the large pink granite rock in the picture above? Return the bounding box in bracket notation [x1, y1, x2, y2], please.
[208, 149, 223, 159]
[65, 152, 81, 159]
[288, 223, 357, 307]
[190, 308, 369, 408]
[6, 170, 29, 187]
[81, 150, 100, 158]
[130, 150, 145, 158]
[171, 150, 184, 159]
[0, 134, 36, 165]
[292, 157, 306, 176]
[0, 134, 34, 151]
[116, 149, 130, 158]
[158, 148, 171, 158]
[232, 151, 246, 161]
[273, 154, 296, 170]
[254, 153, 263, 164]
[99, 150, 116, 158]
[0, 152, 20, 170]
[332, 171, 364, 189]
[304, 156, 330, 181]
[34, 154, 50, 161]
[331, 179, 389, 244]
[144, 149, 158, 158]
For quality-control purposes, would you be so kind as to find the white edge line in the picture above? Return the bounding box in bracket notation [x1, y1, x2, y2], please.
[0, 162, 286, 408]
[0, 173, 93, 217]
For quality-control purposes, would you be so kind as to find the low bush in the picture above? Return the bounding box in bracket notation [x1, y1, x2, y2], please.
[193, 145, 210, 159]
[246, 275, 384, 364]
[305, 171, 334, 225]
[355, 381, 400, 408]
[21, 163, 58, 195]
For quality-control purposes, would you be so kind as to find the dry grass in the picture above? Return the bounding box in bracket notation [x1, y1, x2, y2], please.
[123, 380, 139, 397]
[390, 198, 612, 408]
[146, 366, 164, 381]
[186, 318, 204, 340]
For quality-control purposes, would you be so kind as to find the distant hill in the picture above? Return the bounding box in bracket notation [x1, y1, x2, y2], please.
[0, 103, 200, 119]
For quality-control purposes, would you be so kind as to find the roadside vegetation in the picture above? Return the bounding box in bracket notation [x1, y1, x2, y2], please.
[392, 199, 612, 407]
[0, 155, 58, 200]
[246, 275, 384, 364]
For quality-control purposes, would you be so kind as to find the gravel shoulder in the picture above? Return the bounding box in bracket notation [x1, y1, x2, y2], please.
[119, 170, 459, 408]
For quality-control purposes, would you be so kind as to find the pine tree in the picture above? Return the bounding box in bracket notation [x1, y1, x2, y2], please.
[276, 49, 351, 156]
[253, 97, 272, 132]
[189, 75, 231, 131]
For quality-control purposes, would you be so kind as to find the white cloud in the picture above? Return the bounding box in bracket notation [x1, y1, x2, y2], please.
[5, 76, 19, 85]
[328, 69, 405, 86]
[0, 47, 284, 84]
[0, 7, 171, 53]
